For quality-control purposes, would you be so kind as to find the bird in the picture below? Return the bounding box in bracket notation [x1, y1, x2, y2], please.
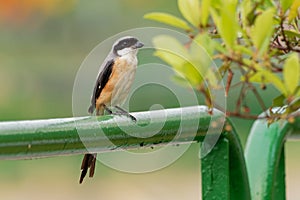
[79, 36, 144, 184]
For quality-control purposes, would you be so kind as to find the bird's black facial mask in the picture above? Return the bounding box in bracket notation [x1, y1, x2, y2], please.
[113, 37, 139, 56]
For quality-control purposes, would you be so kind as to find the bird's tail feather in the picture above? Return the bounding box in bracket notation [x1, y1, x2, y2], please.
[79, 153, 97, 184]
[80, 105, 104, 184]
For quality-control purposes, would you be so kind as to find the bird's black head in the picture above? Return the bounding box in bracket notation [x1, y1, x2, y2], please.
[113, 36, 143, 56]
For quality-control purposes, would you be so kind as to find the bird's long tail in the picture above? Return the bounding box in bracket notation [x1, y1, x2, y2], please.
[79, 153, 97, 184]
[79, 106, 104, 184]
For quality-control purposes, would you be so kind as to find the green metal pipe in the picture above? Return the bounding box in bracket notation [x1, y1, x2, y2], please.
[245, 116, 300, 200]
[0, 106, 222, 160]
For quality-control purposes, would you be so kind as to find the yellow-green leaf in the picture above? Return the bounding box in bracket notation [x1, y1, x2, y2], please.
[205, 68, 219, 88]
[296, 86, 300, 97]
[154, 50, 186, 71]
[241, 0, 252, 26]
[284, 29, 300, 38]
[152, 35, 189, 71]
[178, 0, 201, 27]
[152, 35, 189, 58]
[200, 0, 211, 26]
[193, 33, 215, 56]
[189, 35, 213, 76]
[272, 94, 285, 107]
[144, 12, 191, 31]
[235, 45, 253, 55]
[181, 62, 203, 86]
[214, 0, 239, 49]
[283, 53, 300, 95]
[251, 8, 275, 55]
[288, 0, 300, 21]
[249, 70, 288, 96]
[280, 0, 294, 12]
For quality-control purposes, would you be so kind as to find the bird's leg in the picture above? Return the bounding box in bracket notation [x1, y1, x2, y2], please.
[102, 104, 113, 114]
[114, 106, 136, 122]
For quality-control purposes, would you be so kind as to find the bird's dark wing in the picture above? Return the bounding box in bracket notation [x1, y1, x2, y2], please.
[88, 59, 114, 114]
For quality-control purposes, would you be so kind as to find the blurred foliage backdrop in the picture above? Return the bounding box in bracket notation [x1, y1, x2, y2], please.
[0, 0, 299, 199]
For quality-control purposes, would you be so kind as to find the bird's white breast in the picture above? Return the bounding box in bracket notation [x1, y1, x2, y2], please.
[111, 53, 138, 106]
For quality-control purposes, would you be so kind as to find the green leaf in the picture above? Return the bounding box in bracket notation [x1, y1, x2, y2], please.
[235, 45, 253, 55]
[295, 86, 300, 97]
[181, 62, 204, 86]
[205, 68, 219, 88]
[288, 0, 300, 21]
[154, 50, 186, 71]
[200, 0, 211, 26]
[241, 0, 252, 26]
[280, 0, 294, 12]
[178, 0, 201, 27]
[152, 35, 206, 87]
[144, 12, 191, 31]
[213, 0, 239, 49]
[249, 70, 288, 96]
[284, 29, 300, 38]
[283, 53, 300, 95]
[190, 36, 213, 76]
[210, 8, 220, 28]
[251, 8, 275, 55]
[193, 33, 215, 56]
[272, 94, 285, 107]
[210, 0, 222, 9]
[152, 35, 189, 58]
[152, 35, 189, 72]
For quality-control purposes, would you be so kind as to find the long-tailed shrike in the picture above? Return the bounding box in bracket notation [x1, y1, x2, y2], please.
[79, 36, 143, 184]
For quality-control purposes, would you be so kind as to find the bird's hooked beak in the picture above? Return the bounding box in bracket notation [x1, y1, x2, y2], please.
[134, 41, 144, 49]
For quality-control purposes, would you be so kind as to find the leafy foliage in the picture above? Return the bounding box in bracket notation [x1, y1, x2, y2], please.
[145, 0, 300, 122]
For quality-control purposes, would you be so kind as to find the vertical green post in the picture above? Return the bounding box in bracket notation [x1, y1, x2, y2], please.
[273, 147, 286, 200]
[245, 119, 290, 200]
[201, 138, 230, 200]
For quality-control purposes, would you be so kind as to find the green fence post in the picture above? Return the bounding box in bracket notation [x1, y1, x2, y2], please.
[245, 117, 300, 200]
[201, 137, 230, 200]
[201, 120, 251, 200]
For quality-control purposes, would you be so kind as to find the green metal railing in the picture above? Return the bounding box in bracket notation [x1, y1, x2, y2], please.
[0, 105, 299, 200]
[245, 116, 300, 200]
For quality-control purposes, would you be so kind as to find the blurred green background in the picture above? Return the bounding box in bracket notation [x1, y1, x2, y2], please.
[0, 0, 299, 199]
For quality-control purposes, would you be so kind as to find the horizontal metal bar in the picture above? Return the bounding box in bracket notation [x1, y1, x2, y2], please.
[0, 106, 223, 160]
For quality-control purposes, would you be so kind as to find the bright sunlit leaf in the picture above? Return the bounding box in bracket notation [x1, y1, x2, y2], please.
[152, 35, 189, 58]
[241, 0, 252, 26]
[178, 0, 201, 27]
[284, 29, 300, 38]
[144, 12, 191, 31]
[181, 62, 203, 86]
[288, 0, 300, 21]
[283, 53, 300, 95]
[213, 0, 239, 49]
[251, 8, 275, 55]
[154, 50, 186, 70]
[280, 0, 294, 12]
[193, 33, 215, 56]
[200, 0, 211, 26]
[153, 35, 189, 72]
[249, 70, 288, 96]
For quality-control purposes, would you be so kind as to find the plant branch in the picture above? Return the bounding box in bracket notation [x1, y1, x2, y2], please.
[247, 83, 268, 111]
